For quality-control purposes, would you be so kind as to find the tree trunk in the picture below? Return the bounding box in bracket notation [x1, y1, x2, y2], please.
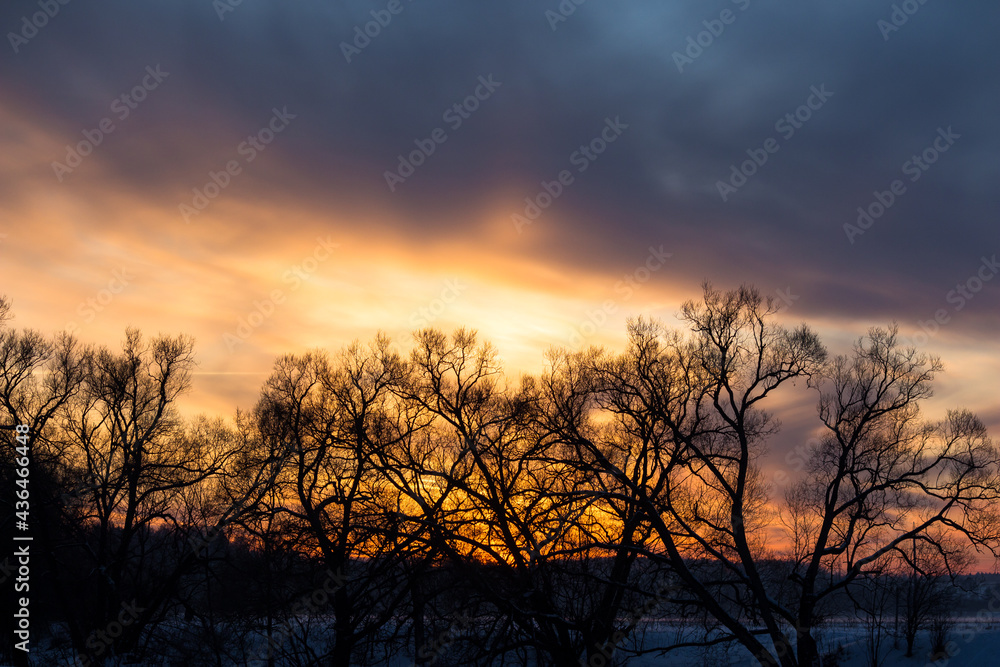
[796, 624, 820, 667]
[330, 586, 354, 667]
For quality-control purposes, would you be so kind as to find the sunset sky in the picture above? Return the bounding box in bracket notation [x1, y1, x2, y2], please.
[2, 0, 998, 477]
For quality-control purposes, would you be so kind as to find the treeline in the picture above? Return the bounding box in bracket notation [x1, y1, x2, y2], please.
[1, 286, 997, 667]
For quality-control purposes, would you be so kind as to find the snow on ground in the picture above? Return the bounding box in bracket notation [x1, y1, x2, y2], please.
[622, 619, 1000, 667]
[12, 618, 1000, 665]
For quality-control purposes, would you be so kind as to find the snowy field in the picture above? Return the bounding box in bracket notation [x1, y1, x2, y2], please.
[11, 617, 1000, 666]
[619, 619, 1000, 666]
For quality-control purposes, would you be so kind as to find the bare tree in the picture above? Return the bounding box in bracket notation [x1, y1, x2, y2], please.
[0, 311, 89, 665]
[5, 326, 283, 665]
[545, 286, 824, 665]
[387, 328, 659, 667]
[256, 336, 421, 667]
[845, 554, 895, 667]
[4, 288, 996, 667]
[785, 329, 1000, 666]
[545, 284, 1000, 667]
[895, 533, 969, 658]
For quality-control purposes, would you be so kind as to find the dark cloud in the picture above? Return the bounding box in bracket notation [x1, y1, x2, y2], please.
[2, 0, 998, 331]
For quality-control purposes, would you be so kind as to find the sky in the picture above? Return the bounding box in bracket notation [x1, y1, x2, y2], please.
[1, 0, 998, 483]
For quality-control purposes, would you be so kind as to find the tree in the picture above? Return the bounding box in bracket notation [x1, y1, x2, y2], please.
[788, 330, 999, 666]
[386, 328, 657, 666]
[0, 303, 89, 665]
[51, 329, 229, 661]
[545, 284, 1000, 667]
[896, 533, 968, 657]
[846, 553, 895, 667]
[256, 337, 419, 667]
[3, 287, 996, 666]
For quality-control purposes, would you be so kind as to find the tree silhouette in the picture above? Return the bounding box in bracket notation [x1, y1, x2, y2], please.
[541, 285, 1000, 667]
[0, 286, 996, 666]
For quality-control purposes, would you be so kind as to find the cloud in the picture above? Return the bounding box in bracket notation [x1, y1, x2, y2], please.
[1, 0, 997, 435]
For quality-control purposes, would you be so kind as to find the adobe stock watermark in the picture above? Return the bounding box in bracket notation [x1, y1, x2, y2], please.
[223, 236, 338, 352]
[896, 253, 998, 350]
[51, 65, 170, 182]
[59, 470, 103, 507]
[672, 0, 752, 73]
[78, 599, 146, 667]
[774, 436, 824, 484]
[924, 587, 1000, 667]
[414, 615, 474, 666]
[384, 75, 502, 192]
[568, 245, 671, 349]
[179, 106, 296, 222]
[213, 0, 246, 21]
[544, 0, 590, 31]
[582, 585, 673, 666]
[843, 126, 959, 244]
[878, 0, 933, 41]
[773, 286, 799, 314]
[716, 84, 834, 202]
[7, 0, 71, 54]
[64, 267, 135, 336]
[409, 279, 467, 328]
[340, 0, 417, 63]
[12, 424, 31, 654]
[260, 568, 347, 662]
[512, 116, 628, 233]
